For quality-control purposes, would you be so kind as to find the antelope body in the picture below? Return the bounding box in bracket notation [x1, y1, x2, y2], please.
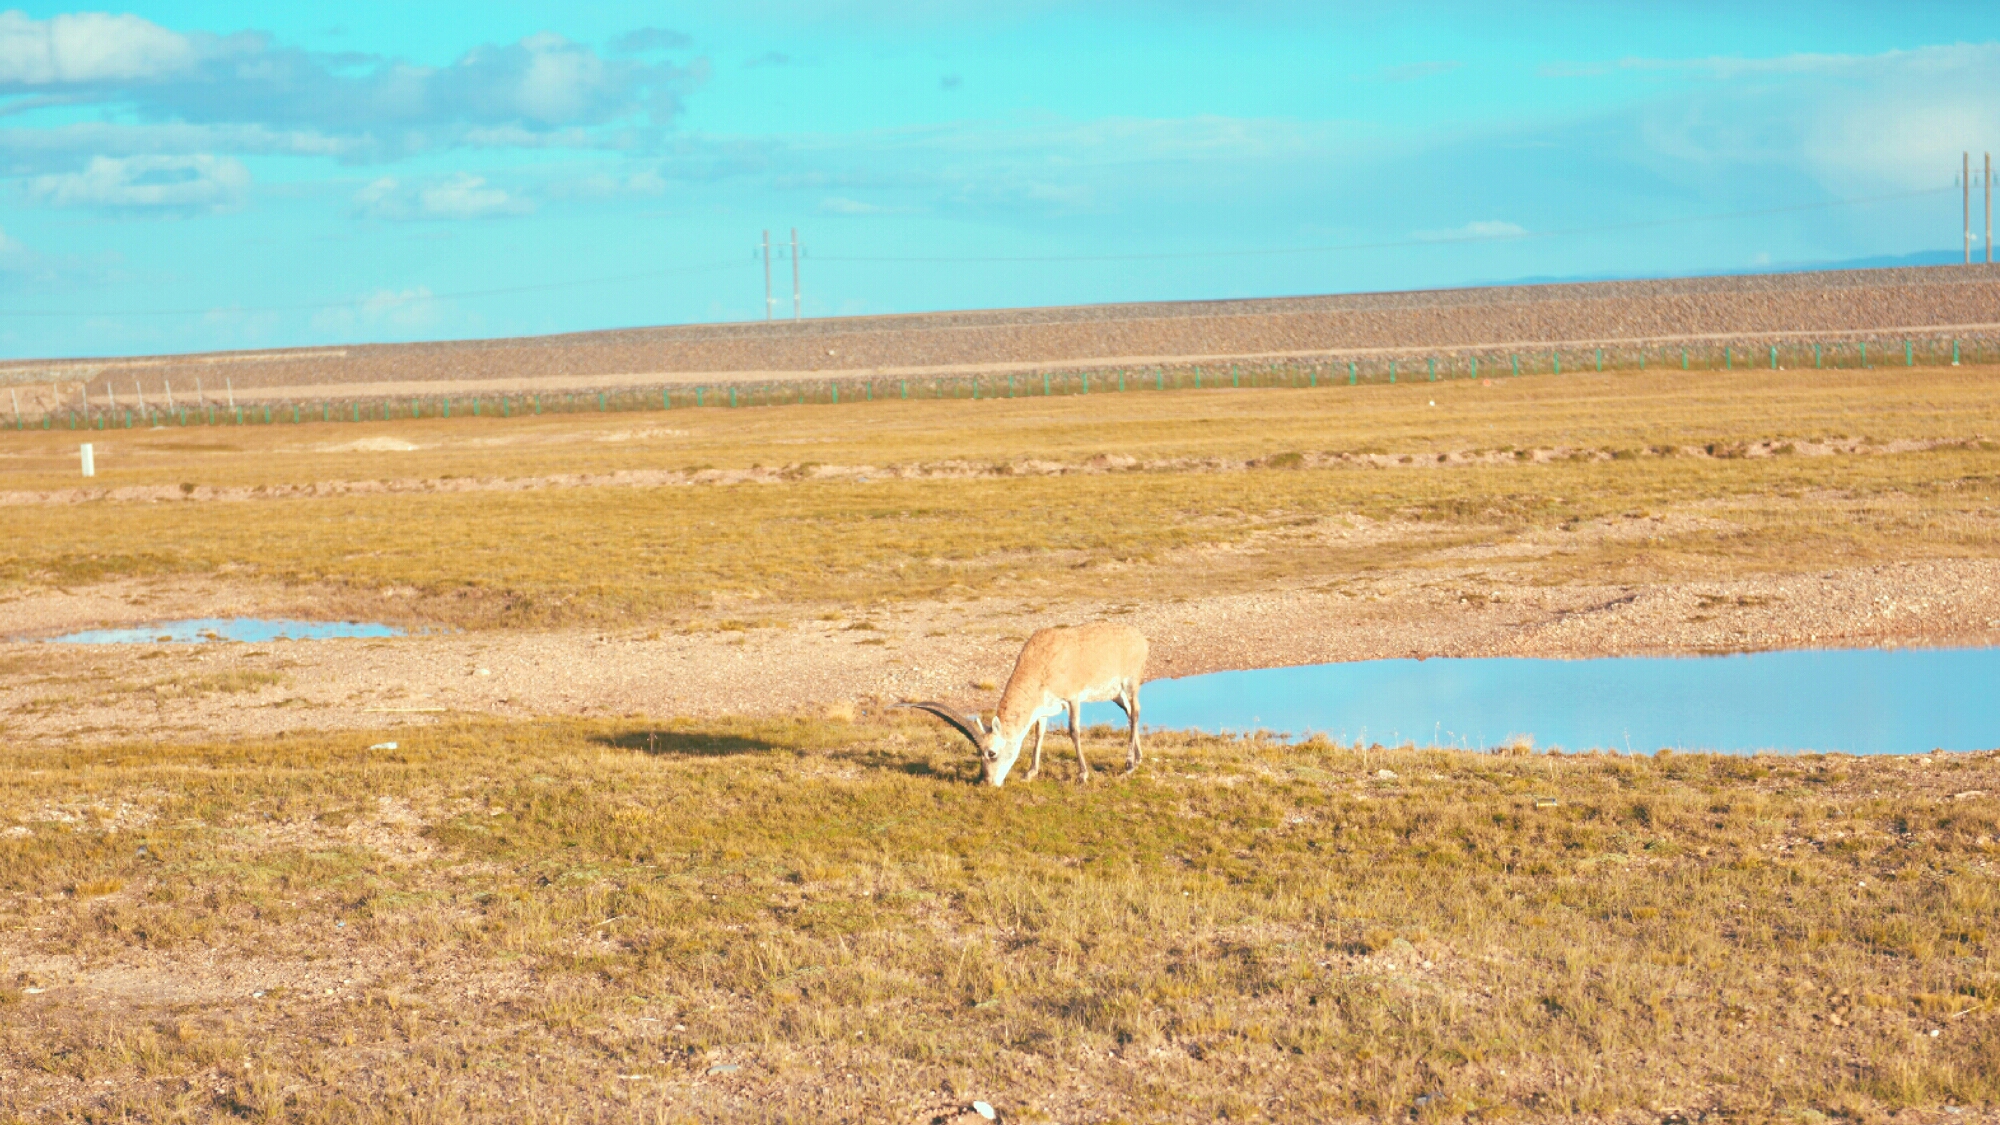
[903, 623, 1148, 787]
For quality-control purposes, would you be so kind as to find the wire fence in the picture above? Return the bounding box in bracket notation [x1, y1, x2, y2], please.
[13, 334, 2000, 432]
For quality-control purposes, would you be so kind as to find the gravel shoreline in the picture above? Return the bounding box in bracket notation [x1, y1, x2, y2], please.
[6, 555, 1998, 747]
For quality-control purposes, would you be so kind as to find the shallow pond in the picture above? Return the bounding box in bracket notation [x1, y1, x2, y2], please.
[44, 618, 405, 644]
[1076, 647, 2000, 755]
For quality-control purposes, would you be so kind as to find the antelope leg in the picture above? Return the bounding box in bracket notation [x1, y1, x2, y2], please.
[1023, 719, 1047, 782]
[1068, 699, 1092, 782]
[1122, 681, 1142, 774]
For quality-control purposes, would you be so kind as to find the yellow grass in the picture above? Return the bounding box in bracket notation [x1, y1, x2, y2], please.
[0, 717, 1994, 1121]
[2, 367, 2000, 627]
[4, 365, 2000, 490]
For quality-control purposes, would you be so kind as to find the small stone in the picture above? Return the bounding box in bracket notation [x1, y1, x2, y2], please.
[706, 1064, 739, 1076]
[368, 742, 398, 750]
[1375, 769, 1397, 780]
[971, 1102, 997, 1121]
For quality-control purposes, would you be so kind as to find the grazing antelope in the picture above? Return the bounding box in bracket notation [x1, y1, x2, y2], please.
[902, 622, 1147, 787]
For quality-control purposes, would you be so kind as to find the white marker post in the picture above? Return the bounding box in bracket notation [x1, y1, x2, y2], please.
[80, 443, 95, 477]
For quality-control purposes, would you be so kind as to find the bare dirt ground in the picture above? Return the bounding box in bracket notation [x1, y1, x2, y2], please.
[6, 538, 1997, 748]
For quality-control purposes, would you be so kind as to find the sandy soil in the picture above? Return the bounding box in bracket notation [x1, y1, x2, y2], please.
[6, 541, 1998, 746]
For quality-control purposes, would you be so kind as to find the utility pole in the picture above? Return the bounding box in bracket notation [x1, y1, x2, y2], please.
[1965, 151, 1973, 265]
[790, 227, 801, 320]
[761, 230, 773, 320]
[1986, 152, 1992, 264]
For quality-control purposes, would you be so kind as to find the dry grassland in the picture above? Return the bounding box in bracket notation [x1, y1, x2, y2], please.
[3, 364, 2000, 1122]
[1, 718, 1996, 1123]
[3, 366, 2000, 630]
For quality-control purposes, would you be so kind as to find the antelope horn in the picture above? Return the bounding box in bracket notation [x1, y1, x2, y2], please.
[896, 701, 988, 750]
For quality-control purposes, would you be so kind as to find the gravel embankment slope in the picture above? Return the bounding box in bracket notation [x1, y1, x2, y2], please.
[9, 264, 2000, 399]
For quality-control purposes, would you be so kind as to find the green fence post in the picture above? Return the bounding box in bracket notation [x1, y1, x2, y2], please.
[901, 380, 908, 400]
[1552, 352, 1560, 375]
[1082, 372, 1090, 394]
[1389, 360, 1397, 383]
[1231, 364, 1239, 388]
[1511, 354, 1519, 377]
[1043, 372, 1050, 395]
[1428, 357, 1436, 381]
[1348, 361, 1357, 385]
[1860, 342, 1868, 368]
[1156, 368, 1164, 390]
[1953, 339, 1961, 365]
[597, 393, 605, 411]
[1195, 368, 1202, 389]
[1309, 366, 1317, 387]
[1118, 370, 1126, 392]
[1724, 346, 1731, 370]
[502, 397, 510, 418]
[1817, 344, 1823, 368]
[1469, 356, 1477, 379]
[1905, 340, 1912, 367]
[1770, 345, 1778, 370]
[1596, 348, 1604, 372]
[1681, 348, 1688, 370]
[834, 383, 841, 404]
[696, 388, 705, 407]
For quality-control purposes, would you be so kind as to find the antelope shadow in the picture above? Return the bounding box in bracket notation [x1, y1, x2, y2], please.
[594, 729, 778, 758]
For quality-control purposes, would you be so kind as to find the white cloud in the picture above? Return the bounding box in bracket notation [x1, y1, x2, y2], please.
[354, 173, 532, 219]
[420, 173, 529, 218]
[0, 223, 28, 271]
[308, 286, 444, 334]
[0, 17, 705, 165]
[1415, 220, 1528, 241]
[360, 286, 441, 328]
[0, 11, 197, 84]
[26, 153, 248, 211]
[818, 195, 892, 214]
[1615, 43, 2000, 192]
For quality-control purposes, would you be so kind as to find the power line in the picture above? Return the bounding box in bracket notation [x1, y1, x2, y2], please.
[0, 258, 748, 318]
[814, 186, 1955, 264]
[0, 183, 1957, 319]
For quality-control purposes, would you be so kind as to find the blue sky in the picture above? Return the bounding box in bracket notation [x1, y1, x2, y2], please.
[1, 2, 1995, 359]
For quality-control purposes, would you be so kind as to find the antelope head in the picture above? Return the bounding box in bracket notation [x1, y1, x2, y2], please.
[898, 701, 1029, 786]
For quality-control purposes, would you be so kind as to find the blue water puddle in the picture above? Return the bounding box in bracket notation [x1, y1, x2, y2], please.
[44, 618, 405, 644]
[1075, 647, 2000, 756]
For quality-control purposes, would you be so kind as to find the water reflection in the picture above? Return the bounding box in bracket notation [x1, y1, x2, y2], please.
[45, 618, 405, 644]
[1076, 648, 2000, 755]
